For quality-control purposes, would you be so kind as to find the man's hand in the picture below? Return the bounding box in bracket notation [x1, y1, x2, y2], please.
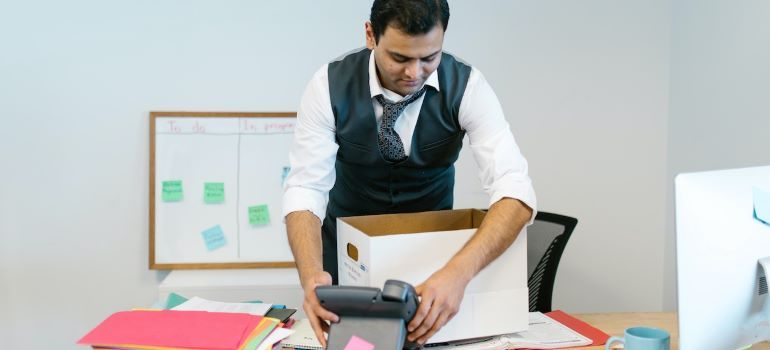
[285, 211, 335, 346]
[302, 270, 339, 348]
[407, 266, 472, 345]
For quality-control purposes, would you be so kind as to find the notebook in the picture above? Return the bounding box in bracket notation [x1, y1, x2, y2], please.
[280, 319, 324, 350]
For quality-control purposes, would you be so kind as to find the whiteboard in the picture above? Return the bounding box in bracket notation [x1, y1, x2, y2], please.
[150, 112, 296, 269]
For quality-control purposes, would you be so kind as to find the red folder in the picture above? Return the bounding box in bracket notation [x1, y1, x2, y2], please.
[545, 310, 610, 346]
[78, 310, 262, 350]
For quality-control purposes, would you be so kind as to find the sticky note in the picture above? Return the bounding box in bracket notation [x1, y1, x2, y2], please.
[343, 335, 374, 350]
[162, 180, 183, 202]
[281, 166, 291, 186]
[201, 225, 227, 251]
[249, 205, 270, 226]
[204, 182, 225, 204]
[754, 187, 770, 226]
[164, 293, 189, 309]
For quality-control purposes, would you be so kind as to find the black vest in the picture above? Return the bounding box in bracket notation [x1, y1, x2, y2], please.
[322, 48, 471, 283]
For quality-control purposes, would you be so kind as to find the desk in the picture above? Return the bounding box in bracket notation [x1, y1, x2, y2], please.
[572, 312, 770, 350]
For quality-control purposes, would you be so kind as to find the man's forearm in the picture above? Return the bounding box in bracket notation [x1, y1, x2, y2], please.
[445, 198, 533, 282]
[285, 210, 324, 288]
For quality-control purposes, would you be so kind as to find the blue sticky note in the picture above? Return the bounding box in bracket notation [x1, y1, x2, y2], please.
[754, 187, 770, 227]
[281, 166, 291, 186]
[201, 225, 227, 251]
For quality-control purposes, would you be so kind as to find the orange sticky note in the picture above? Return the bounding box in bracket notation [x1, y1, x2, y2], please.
[343, 335, 375, 350]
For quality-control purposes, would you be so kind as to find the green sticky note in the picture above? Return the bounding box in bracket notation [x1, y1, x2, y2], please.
[164, 292, 188, 309]
[162, 180, 183, 202]
[249, 205, 270, 226]
[204, 182, 225, 204]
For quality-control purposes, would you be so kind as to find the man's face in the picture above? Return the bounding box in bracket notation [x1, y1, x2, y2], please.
[366, 22, 444, 96]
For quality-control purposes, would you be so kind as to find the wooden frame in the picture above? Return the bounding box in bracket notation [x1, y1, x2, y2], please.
[149, 111, 297, 269]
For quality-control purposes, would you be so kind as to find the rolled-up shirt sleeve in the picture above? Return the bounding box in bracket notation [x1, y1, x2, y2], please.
[282, 65, 338, 221]
[460, 68, 537, 222]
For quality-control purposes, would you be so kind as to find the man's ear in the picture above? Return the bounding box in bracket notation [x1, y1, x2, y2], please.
[365, 22, 376, 49]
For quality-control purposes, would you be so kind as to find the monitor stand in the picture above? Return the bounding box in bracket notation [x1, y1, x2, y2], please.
[738, 257, 770, 347]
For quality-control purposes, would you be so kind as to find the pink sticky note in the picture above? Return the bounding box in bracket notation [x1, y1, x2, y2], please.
[343, 335, 375, 350]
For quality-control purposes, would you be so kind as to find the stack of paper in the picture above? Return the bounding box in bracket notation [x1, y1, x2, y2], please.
[171, 296, 272, 315]
[426, 311, 603, 350]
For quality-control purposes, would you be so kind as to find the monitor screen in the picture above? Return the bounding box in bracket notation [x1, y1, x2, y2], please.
[676, 166, 770, 350]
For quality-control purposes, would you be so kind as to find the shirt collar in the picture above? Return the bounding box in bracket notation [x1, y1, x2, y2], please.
[368, 50, 440, 100]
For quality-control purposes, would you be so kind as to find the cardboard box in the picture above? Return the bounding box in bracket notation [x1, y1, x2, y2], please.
[337, 209, 528, 343]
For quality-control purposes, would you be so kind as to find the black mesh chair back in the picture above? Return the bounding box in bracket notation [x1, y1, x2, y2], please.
[526, 211, 578, 312]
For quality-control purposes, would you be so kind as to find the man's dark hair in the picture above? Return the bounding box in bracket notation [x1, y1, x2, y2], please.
[369, 0, 449, 43]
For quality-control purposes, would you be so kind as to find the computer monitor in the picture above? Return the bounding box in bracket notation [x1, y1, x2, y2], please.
[676, 166, 770, 350]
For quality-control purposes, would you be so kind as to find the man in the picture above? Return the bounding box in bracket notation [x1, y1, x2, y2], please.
[283, 0, 536, 346]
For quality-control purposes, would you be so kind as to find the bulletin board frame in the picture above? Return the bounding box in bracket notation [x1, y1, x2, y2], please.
[149, 111, 298, 270]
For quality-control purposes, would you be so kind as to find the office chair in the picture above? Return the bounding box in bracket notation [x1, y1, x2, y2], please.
[526, 211, 578, 312]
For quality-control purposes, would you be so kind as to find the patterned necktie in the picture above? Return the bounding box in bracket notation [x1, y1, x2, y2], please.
[374, 87, 427, 162]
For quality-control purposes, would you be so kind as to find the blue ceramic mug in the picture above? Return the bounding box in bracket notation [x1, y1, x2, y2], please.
[605, 326, 670, 350]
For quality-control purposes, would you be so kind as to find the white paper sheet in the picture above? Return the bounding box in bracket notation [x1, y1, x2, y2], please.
[171, 296, 272, 316]
[256, 327, 295, 350]
[426, 312, 591, 350]
[504, 312, 592, 348]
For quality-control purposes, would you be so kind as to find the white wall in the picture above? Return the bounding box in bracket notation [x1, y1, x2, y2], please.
[450, 1, 672, 313]
[663, 0, 770, 310]
[0, 1, 672, 348]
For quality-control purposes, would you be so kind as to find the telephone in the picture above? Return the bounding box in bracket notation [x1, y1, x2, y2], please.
[316, 279, 421, 350]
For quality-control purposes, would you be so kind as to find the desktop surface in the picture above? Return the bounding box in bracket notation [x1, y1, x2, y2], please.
[573, 312, 770, 350]
[278, 312, 770, 349]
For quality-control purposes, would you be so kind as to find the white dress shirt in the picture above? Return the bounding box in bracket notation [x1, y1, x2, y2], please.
[283, 51, 536, 221]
